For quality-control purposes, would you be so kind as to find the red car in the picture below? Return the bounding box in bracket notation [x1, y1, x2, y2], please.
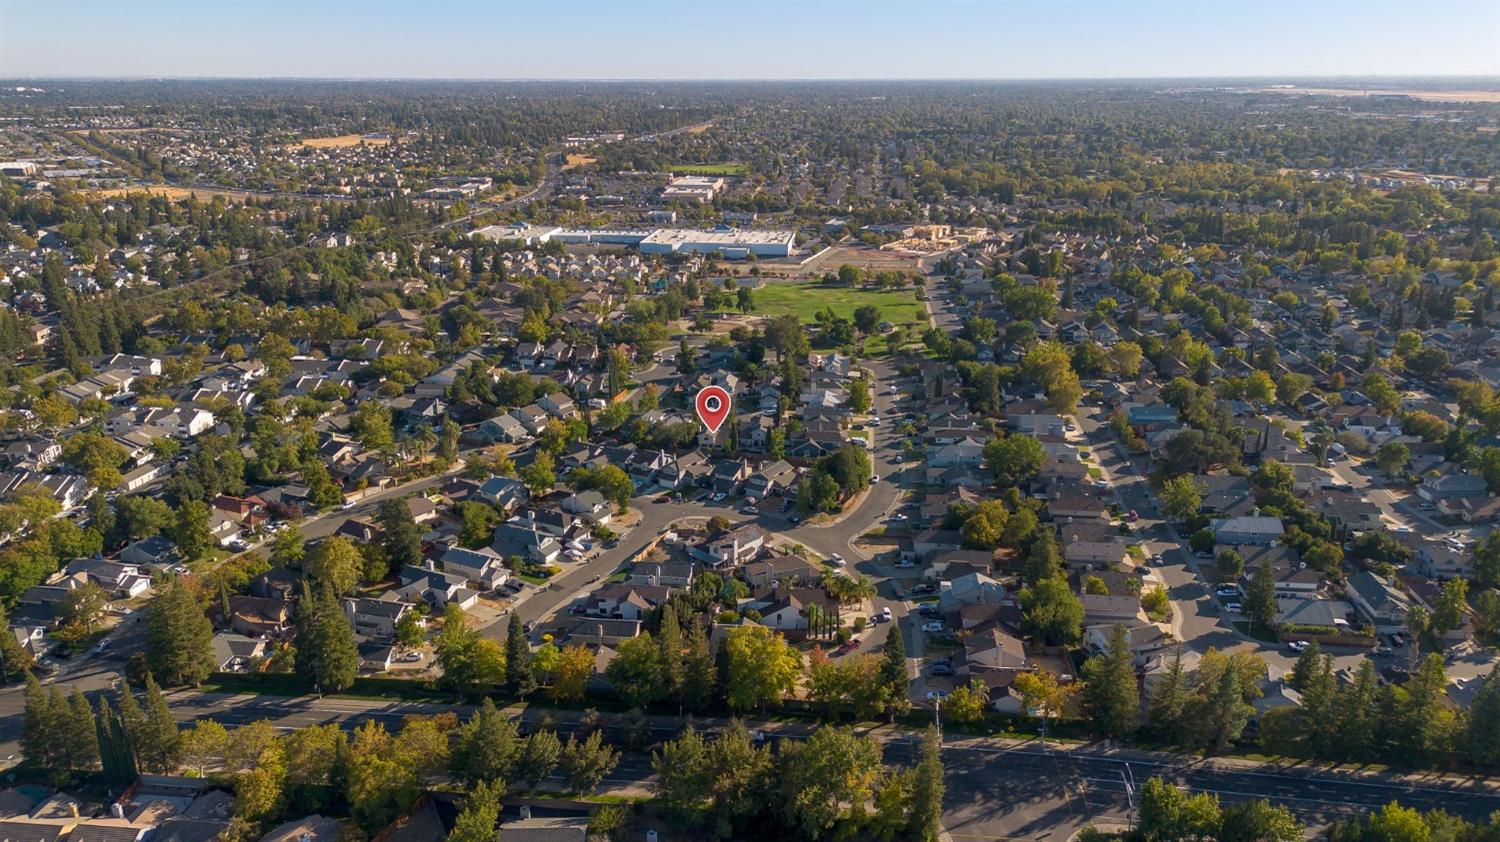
[838, 639, 862, 654]
[1127, 510, 1139, 522]
[654, 495, 671, 503]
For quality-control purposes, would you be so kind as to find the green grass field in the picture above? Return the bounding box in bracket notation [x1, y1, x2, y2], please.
[752, 280, 926, 327]
[672, 162, 746, 176]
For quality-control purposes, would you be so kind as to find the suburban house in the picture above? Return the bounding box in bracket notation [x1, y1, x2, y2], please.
[438, 545, 511, 590]
[343, 595, 413, 640]
[1212, 516, 1285, 546]
[1346, 571, 1418, 633]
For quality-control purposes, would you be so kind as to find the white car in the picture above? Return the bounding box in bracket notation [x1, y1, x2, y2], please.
[870, 475, 880, 484]
[1225, 603, 1243, 614]
[879, 607, 893, 622]
[711, 492, 727, 502]
[890, 512, 908, 522]
[741, 505, 759, 515]
[922, 621, 945, 633]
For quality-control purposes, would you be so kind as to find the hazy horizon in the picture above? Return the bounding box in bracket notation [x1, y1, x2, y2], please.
[3, 0, 1497, 81]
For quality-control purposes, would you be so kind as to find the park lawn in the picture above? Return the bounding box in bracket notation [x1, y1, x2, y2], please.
[753, 280, 925, 327]
[671, 162, 746, 176]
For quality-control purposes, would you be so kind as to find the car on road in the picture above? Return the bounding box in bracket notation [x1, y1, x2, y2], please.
[870, 475, 879, 484]
[838, 639, 862, 654]
[654, 495, 671, 503]
[1286, 640, 1310, 653]
[742, 505, 759, 515]
[711, 492, 727, 502]
[92, 639, 111, 655]
[921, 620, 945, 633]
[1225, 602, 1243, 614]
[879, 607, 893, 623]
[1373, 645, 1394, 657]
[787, 515, 802, 525]
[868, 417, 881, 426]
[929, 660, 955, 676]
[523, 621, 536, 633]
[829, 553, 846, 567]
[892, 454, 904, 464]
[926, 690, 949, 701]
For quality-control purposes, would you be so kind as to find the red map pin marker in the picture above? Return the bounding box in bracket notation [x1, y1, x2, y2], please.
[695, 385, 732, 435]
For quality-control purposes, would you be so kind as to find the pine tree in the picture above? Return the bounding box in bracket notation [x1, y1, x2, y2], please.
[682, 616, 715, 711]
[139, 674, 182, 773]
[95, 697, 137, 784]
[907, 726, 944, 842]
[377, 498, 422, 569]
[295, 582, 359, 694]
[504, 613, 535, 697]
[451, 698, 519, 785]
[879, 624, 910, 720]
[1147, 645, 1187, 742]
[21, 673, 62, 768]
[1247, 559, 1278, 630]
[1081, 624, 1139, 739]
[65, 689, 100, 772]
[145, 577, 216, 686]
[657, 603, 684, 706]
[117, 682, 148, 763]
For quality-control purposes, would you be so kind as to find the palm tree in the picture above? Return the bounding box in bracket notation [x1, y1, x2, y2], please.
[826, 573, 876, 628]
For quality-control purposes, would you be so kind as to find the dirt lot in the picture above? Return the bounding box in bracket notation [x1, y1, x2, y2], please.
[294, 134, 393, 149]
[800, 245, 921, 277]
[87, 184, 257, 202]
[563, 154, 597, 170]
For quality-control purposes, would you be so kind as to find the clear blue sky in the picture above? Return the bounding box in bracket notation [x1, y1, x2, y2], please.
[2, 0, 1497, 80]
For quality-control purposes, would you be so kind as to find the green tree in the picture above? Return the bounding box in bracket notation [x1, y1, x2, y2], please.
[434, 603, 506, 696]
[724, 624, 802, 711]
[606, 632, 665, 708]
[145, 577, 215, 686]
[559, 730, 620, 793]
[1247, 559, 1278, 629]
[1020, 574, 1084, 645]
[879, 624, 911, 719]
[376, 498, 423, 570]
[306, 535, 362, 595]
[983, 434, 1046, 487]
[447, 778, 504, 842]
[652, 726, 710, 817]
[451, 698, 520, 785]
[1160, 474, 1202, 523]
[1137, 776, 1222, 841]
[1376, 441, 1410, 477]
[172, 500, 214, 561]
[504, 613, 536, 697]
[294, 582, 359, 694]
[136, 674, 182, 772]
[907, 726, 944, 842]
[515, 730, 562, 788]
[1080, 624, 1139, 738]
[779, 726, 882, 838]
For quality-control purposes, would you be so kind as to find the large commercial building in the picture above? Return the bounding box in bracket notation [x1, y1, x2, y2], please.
[661, 175, 724, 204]
[472, 224, 795, 259]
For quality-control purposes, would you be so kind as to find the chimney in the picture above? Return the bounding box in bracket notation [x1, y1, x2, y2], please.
[519, 806, 531, 820]
[69, 804, 78, 818]
[111, 804, 125, 819]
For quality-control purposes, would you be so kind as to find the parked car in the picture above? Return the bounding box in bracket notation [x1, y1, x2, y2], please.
[896, 559, 915, 569]
[1225, 603, 1243, 614]
[1215, 586, 1241, 598]
[787, 515, 802, 525]
[925, 689, 949, 701]
[929, 660, 955, 676]
[1286, 640, 1310, 653]
[401, 651, 423, 662]
[921, 620, 945, 633]
[830, 553, 846, 567]
[1373, 646, 1394, 657]
[879, 607, 893, 623]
